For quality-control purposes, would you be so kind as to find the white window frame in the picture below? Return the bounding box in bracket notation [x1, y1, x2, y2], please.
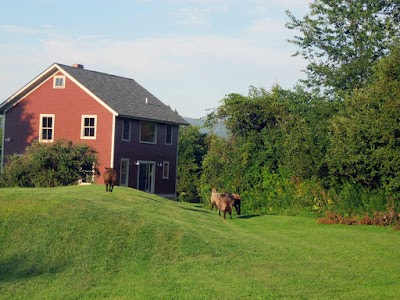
[39, 114, 55, 143]
[79, 164, 95, 185]
[162, 161, 170, 179]
[120, 158, 130, 186]
[165, 124, 172, 145]
[122, 118, 131, 141]
[139, 120, 157, 144]
[81, 115, 97, 140]
[53, 75, 65, 89]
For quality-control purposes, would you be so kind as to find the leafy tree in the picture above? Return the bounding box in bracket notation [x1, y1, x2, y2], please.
[207, 86, 288, 138]
[286, 0, 399, 96]
[177, 125, 207, 202]
[206, 86, 293, 175]
[327, 46, 400, 193]
[207, 85, 338, 180]
[0, 139, 99, 187]
[279, 86, 339, 180]
[0, 120, 2, 157]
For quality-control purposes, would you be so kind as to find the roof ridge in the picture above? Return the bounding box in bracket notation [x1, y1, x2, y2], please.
[53, 62, 188, 125]
[56, 63, 139, 83]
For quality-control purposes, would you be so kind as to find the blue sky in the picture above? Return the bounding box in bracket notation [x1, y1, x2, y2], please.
[0, 0, 311, 118]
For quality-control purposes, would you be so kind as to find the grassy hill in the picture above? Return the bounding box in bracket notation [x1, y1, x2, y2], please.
[1, 185, 399, 299]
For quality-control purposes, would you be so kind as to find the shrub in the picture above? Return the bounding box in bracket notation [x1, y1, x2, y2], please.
[318, 211, 359, 225]
[318, 197, 399, 228]
[0, 139, 99, 187]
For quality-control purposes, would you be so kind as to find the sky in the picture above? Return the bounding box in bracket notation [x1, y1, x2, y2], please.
[0, 0, 312, 119]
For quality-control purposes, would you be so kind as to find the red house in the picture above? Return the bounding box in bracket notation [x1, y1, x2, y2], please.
[0, 63, 188, 198]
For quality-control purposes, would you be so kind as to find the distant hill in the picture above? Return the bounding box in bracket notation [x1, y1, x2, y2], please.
[184, 117, 227, 137]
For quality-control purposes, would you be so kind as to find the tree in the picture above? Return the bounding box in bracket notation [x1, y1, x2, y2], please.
[0, 139, 99, 187]
[279, 86, 338, 180]
[286, 0, 399, 96]
[177, 125, 208, 202]
[327, 46, 400, 192]
[206, 85, 338, 179]
[0, 118, 2, 157]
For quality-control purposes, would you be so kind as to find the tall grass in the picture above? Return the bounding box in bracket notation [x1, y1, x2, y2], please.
[1, 185, 399, 299]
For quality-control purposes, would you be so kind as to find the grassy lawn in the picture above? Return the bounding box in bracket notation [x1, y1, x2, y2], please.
[0, 185, 399, 299]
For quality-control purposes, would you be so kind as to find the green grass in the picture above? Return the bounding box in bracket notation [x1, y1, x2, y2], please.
[0, 185, 399, 299]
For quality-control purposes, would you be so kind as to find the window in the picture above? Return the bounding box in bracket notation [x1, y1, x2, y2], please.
[79, 164, 95, 185]
[120, 158, 129, 186]
[140, 121, 157, 143]
[53, 76, 65, 88]
[165, 124, 172, 145]
[81, 115, 97, 139]
[39, 114, 55, 142]
[162, 161, 170, 179]
[122, 118, 131, 141]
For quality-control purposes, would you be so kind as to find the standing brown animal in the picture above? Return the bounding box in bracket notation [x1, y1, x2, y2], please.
[103, 167, 117, 192]
[210, 189, 234, 219]
[231, 193, 241, 215]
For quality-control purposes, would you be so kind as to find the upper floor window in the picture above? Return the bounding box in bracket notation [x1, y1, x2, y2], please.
[165, 124, 172, 145]
[122, 118, 131, 141]
[39, 114, 55, 143]
[81, 115, 97, 139]
[53, 76, 65, 89]
[140, 121, 157, 144]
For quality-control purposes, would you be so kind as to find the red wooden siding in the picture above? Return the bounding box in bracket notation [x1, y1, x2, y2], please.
[3, 71, 114, 181]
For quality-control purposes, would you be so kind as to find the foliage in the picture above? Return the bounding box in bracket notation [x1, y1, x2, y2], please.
[193, 47, 400, 217]
[286, 0, 399, 96]
[177, 125, 207, 202]
[0, 123, 2, 157]
[277, 86, 338, 180]
[178, 3, 399, 218]
[200, 85, 338, 215]
[0, 115, 3, 156]
[0, 139, 99, 187]
[327, 46, 400, 192]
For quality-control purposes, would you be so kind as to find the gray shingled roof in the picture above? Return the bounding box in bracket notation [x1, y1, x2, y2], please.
[57, 63, 188, 125]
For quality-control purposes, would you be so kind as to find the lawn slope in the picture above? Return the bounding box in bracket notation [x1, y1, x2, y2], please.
[0, 185, 399, 299]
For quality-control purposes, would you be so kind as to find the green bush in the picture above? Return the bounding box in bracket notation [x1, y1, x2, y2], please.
[0, 139, 99, 187]
[177, 125, 208, 202]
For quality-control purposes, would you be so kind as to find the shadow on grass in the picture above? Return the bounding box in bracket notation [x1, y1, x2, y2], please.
[238, 214, 261, 219]
[178, 206, 210, 214]
[0, 255, 65, 282]
[136, 194, 164, 203]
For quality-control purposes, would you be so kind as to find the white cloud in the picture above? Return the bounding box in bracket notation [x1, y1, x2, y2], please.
[0, 30, 307, 117]
[0, 0, 311, 118]
[37, 32, 306, 117]
[250, 0, 312, 14]
[247, 17, 287, 36]
[0, 24, 42, 34]
[175, 7, 211, 27]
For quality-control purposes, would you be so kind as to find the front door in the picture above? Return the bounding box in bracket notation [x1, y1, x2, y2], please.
[138, 161, 155, 193]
